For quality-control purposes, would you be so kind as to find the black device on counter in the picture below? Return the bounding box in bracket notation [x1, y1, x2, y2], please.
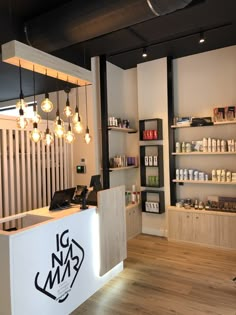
[71, 185, 88, 209]
[87, 175, 103, 206]
[49, 187, 76, 211]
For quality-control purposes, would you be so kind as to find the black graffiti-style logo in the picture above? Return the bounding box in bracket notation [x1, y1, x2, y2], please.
[34, 229, 85, 303]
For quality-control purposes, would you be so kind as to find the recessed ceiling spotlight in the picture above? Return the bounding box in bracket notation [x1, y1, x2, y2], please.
[142, 47, 148, 58]
[199, 32, 205, 44]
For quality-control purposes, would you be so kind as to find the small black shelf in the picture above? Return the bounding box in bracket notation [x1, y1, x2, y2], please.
[139, 118, 163, 141]
[141, 190, 165, 214]
[139, 145, 164, 188]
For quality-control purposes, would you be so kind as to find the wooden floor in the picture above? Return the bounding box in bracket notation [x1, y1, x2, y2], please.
[72, 234, 236, 315]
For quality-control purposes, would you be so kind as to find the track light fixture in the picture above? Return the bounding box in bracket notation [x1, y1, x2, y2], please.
[142, 47, 148, 58]
[199, 32, 205, 44]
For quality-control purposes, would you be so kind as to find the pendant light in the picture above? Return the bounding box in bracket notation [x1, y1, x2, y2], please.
[31, 66, 41, 124]
[16, 108, 28, 129]
[63, 86, 73, 117]
[16, 61, 27, 110]
[30, 66, 42, 143]
[64, 118, 75, 144]
[41, 70, 54, 112]
[84, 84, 91, 144]
[44, 113, 54, 146]
[54, 80, 65, 138]
[73, 82, 83, 134]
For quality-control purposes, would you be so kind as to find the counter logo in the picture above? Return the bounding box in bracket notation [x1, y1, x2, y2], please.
[34, 229, 85, 303]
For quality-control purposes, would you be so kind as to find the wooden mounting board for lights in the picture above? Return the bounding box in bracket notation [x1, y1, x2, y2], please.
[1, 40, 92, 85]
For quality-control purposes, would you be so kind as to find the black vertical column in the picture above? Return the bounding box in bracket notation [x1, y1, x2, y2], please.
[99, 55, 110, 189]
[167, 56, 176, 205]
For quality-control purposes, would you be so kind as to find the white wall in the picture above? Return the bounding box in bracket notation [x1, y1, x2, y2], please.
[107, 62, 139, 190]
[137, 58, 170, 237]
[173, 45, 236, 201]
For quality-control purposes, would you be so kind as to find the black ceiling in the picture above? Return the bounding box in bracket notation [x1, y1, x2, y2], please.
[0, 0, 236, 103]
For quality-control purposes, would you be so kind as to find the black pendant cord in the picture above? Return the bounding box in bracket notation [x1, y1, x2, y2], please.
[85, 84, 88, 128]
[75, 80, 79, 114]
[46, 112, 49, 133]
[56, 73, 60, 118]
[33, 65, 36, 112]
[18, 61, 24, 98]
[44, 69, 48, 97]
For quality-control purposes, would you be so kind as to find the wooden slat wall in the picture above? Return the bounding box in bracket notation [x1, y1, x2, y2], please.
[0, 122, 72, 227]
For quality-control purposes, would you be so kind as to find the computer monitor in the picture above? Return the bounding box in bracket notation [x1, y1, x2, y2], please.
[87, 175, 103, 206]
[89, 175, 102, 191]
[49, 187, 76, 211]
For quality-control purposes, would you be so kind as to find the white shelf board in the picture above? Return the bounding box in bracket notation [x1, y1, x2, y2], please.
[173, 179, 236, 185]
[108, 126, 137, 133]
[171, 120, 236, 129]
[172, 152, 236, 155]
[110, 166, 138, 171]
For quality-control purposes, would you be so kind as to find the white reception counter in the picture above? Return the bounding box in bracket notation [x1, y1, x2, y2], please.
[0, 186, 126, 315]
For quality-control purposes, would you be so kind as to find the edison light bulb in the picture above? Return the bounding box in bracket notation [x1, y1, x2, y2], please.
[54, 117, 65, 138]
[73, 121, 83, 134]
[65, 130, 75, 144]
[63, 104, 73, 117]
[84, 127, 91, 144]
[30, 123, 42, 143]
[31, 111, 41, 124]
[17, 109, 29, 129]
[41, 94, 53, 113]
[16, 98, 27, 110]
[44, 129, 54, 146]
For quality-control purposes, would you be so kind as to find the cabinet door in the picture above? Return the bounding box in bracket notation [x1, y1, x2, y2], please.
[218, 215, 236, 249]
[126, 209, 133, 240]
[192, 213, 218, 246]
[126, 205, 142, 240]
[168, 210, 193, 242]
[132, 207, 142, 236]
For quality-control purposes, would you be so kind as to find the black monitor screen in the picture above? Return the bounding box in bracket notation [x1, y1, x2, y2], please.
[89, 175, 102, 191]
[49, 187, 76, 211]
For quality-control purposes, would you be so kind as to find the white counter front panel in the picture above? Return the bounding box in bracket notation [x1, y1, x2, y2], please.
[2, 208, 122, 315]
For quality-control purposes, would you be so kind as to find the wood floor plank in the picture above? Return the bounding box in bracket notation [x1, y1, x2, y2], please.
[71, 234, 236, 315]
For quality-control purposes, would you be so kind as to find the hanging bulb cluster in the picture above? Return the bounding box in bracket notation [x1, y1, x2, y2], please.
[15, 64, 90, 146]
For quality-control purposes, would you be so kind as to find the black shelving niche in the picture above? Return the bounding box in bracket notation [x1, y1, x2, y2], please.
[141, 190, 165, 214]
[140, 145, 164, 188]
[139, 118, 163, 141]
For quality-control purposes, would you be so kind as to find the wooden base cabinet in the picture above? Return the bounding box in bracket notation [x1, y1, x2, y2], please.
[126, 203, 142, 240]
[168, 206, 236, 249]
